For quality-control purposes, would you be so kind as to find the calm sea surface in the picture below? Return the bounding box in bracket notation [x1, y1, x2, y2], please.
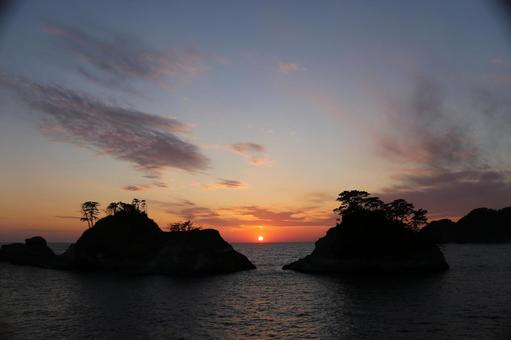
[1, 243, 511, 339]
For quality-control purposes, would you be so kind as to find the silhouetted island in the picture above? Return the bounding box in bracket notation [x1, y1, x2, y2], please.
[420, 207, 511, 243]
[0, 236, 55, 267]
[283, 191, 448, 274]
[0, 200, 255, 275]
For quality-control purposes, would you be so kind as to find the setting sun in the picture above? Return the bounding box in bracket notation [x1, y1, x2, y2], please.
[257, 236, 264, 242]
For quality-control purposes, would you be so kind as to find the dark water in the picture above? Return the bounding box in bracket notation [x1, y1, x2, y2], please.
[1, 243, 511, 339]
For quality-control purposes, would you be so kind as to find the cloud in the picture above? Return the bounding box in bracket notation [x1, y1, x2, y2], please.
[375, 76, 479, 170]
[225, 142, 272, 166]
[0, 75, 209, 176]
[123, 182, 167, 191]
[228, 142, 266, 154]
[55, 215, 80, 219]
[166, 204, 336, 228]
[206, 179, 247, 190]
[374, 76, 511, 218]
[42, 22, 203, 90]
[379, 170, 511, 219]
[490, 57, 508, 66]
[277, 62, 303, 75]
[306, 192, 336, 204]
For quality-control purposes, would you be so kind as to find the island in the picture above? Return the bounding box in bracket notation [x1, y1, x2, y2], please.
[0, 200, 255, 275]
[420, 207, 511, 243]
[283, 190, 449, 274]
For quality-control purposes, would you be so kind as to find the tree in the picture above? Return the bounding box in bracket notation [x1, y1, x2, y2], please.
[168, 220, 201, 232]
[385, 199, 415, 223]
[409, 208, 428, 230]
[80, 201, 100, 228]
[334, 190, 384, 218]
[105, 202, 119, 215]
[333, 190, 428, 230]
[132, 198, 141, 211]
[384, 199, 428, 230]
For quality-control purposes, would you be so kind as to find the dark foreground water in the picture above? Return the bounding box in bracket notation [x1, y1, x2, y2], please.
[1, 243, 511, 339]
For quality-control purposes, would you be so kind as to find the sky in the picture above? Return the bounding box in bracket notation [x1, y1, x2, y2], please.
[0, 0, 511, 242]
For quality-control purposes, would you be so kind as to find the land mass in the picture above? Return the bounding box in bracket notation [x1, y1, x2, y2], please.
[283, 210, 449, 274]
[420, 207, 511, 243]
[284, 191, 449, 274]
[0, 210, 255, 275]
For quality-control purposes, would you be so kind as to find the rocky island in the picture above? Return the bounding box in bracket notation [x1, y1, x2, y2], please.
[0, 200, 255, 275]
[420, 207, 511, 243]
[283, 190, 449, 274]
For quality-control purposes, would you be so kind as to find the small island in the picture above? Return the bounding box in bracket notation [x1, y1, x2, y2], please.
[0, 199, 255, 275]
[420, 207, 511, 243]
[283, 190, 449, 274]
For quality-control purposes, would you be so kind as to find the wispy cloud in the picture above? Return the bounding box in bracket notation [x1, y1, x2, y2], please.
[375, 76, 479, 169]
[490, 57, 509, 66]
[0, 75, 209, 177]
[42, 22, 203, 90]
[225, 142, 272, 166]
[55, 215, 80, 220]
[379, 170, 511, 219]
[277, 62, 303, 75]
[206, 179, 247, 190]
[165, 204, 336, 228]
[123, 182, 167, 191]
[375, 75, 511, 218]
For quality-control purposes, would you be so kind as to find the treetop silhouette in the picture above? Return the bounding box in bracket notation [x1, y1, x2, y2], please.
[334, 190, 428, 230]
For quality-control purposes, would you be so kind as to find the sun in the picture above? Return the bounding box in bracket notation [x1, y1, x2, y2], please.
[257, 235, 264, 242]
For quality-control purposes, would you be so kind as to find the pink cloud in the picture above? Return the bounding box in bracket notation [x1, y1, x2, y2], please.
[205, 179, 247, 190]
[277, 62, 303, 74]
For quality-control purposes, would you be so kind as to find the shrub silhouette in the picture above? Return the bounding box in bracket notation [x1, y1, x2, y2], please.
[105, 199, 147, 217]
[168, 220, 202, 232]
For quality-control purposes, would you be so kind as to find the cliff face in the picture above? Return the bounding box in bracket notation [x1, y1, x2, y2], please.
[2, 213, 255, 275]
[420, 207, 511, 243]
[283, 211, 449, 274]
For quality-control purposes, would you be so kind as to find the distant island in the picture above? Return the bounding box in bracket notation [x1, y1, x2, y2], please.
[420, 207, 511, 243]
[284, 190, 449, 274]
[0, 199, 255, 275]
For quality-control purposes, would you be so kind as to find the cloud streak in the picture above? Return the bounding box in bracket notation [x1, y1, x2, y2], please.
[123, 182, 167, 191]
[206, 179, 247, 190]
[166, 204, 336, 228]
[43, 22, 203, 90]
[277, 62, 303, 75]
[225, 142, 271, 166]
[1, 75, 209, 176]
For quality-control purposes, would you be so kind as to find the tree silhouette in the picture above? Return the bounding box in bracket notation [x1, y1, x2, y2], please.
[410, 208, 428, 230]
[334, 190, 384, 218]
[334, 190, 428, 230]
[80, 201, 100, 228]
[132, 198, 141, 211]
[168, 220, 201, 232]
[105, 202, 120, 215]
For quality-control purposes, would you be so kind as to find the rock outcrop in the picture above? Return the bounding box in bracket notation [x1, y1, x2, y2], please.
[2, 213, 255, 275]
[420, 207, 511, 243]
[283, 211, 448, 274]
[0, 236, 56, 267]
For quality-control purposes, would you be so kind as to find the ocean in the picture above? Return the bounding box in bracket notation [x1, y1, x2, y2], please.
[1, 242, 511, 339]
